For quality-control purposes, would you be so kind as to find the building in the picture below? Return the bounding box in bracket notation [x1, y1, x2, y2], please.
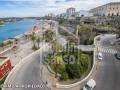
[66, 7, 76, 15]
[0, 57, 12, 80]
[76, 10, 93, 17]
[90, 2, 120, 16]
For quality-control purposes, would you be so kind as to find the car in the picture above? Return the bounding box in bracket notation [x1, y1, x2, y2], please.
[114, 52, 120, 60]
[97, 52, 103, 60]
[82, 79, 96, 90]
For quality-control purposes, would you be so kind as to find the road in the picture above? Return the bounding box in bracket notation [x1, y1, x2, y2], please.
[3, 21, 67, 90]
[4, 21, 120, 90]
[77, 45, 94, 51]
[94, 34, 120, 90]
[3, 43, 51, 90]
[4, 41, 33, 66]
[51, 21, 67, 46]
[1, 29, 46, 66]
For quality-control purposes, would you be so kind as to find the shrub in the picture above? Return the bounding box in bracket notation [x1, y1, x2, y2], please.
[32, 45, 38, 51]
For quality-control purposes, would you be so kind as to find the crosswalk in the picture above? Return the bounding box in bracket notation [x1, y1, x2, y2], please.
[95, 47, 118, 54]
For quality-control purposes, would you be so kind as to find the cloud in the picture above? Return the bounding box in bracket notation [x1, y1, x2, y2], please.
[0, 0, 120, 17]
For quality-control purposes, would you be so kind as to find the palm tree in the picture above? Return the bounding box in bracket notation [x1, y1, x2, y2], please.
[7, 40, 13, 47]
[29, 32, 38, 51]
[36, 37, 41, 49]
[30, 32, 36, 47]
[14, 38, 18, 44]
[51, 40, 62, 54]
[24, 34, 28, 40]
[0, 43, 4, 50]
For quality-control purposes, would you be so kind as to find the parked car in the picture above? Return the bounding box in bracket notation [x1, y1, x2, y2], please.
[114, 52, 120, 60]
[82, 79, 96, 90]
[97, 52, 103, 61]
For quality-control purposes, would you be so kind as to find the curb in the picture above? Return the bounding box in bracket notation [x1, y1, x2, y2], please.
[2, 44, 50, 90]
[56, 49, 96, 88]
[47, 65, 55, 75]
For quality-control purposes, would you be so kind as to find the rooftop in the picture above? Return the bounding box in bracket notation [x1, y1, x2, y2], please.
[90, 2, 120, 11]
[108, 2, 120, 5]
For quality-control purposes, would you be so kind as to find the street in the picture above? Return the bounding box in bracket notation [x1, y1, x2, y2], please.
[1, 1, 120, 90]
[3, 43, 51, 90]
[94, 34, 120, 90]
[3, 21, 120, 90]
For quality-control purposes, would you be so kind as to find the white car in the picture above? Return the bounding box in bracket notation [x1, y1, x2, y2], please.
[82, 79, 96, 90]
[97, 52, 103, 60]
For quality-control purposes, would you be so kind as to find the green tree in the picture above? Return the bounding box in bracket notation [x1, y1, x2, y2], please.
[0, 43, 4, 50]
[66, 63, 81, 79]
[7, 40, 13, 46]
[36, 37, 41, 49]
[59, 19, 64, 25]
[30, 32, 36, 47]
[30, 32, 38, 51]
[24, 34, 28, 40]
[51, 40, 62, 53]
[76, 24, 94, 45]
[14, 38, 18, 44]
[44, 30, 54, 42]
[60, 70, 69, 81]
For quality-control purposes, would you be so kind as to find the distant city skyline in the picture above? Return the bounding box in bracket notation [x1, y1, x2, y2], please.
[0, 0, 120, 17]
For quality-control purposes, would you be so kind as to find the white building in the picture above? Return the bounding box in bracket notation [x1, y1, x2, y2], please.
[66, 7, 76, 15]
[90, 2, 120, 16]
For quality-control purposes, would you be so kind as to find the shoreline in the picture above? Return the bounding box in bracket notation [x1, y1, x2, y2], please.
[0, 24, 5, 27]
[1, 20, 50, 44]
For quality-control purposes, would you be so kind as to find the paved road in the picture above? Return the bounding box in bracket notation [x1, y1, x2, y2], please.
[77, 45, 94, 51]
[94, 34, 120, 90]
[52, 21, 67, 46]
[3, 43, 51, 90]
[4, 41, 33, 66]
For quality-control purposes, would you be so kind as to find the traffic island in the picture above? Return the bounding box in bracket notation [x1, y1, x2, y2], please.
[44, 44, 93, 88]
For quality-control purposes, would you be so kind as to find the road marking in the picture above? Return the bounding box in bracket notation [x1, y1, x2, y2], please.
[97, 47, 117, 54]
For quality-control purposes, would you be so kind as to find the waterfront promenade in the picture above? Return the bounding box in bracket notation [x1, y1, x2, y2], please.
[0, 20, 50, 66]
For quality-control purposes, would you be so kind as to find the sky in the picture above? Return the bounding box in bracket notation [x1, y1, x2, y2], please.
[0, 0, 120, 17]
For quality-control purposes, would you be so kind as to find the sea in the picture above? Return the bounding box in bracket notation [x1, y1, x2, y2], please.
[0, 19, 41, 42]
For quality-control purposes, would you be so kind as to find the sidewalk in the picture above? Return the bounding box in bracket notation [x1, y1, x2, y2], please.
[4, 40, 33, 66]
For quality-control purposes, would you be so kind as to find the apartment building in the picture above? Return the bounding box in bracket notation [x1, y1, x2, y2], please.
[90, 2, 120, 16]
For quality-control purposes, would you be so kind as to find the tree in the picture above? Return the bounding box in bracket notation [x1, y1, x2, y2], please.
[44, 30, 54, 42]
[51, 40, 62, 54]
[7, 40, 13, 46]
[76, 24, 94, 45]
[60, 71, 69, 80]
[30, 32, 38, 51]
[14, 38, 18, 44]
[24, 34, 29, 40]
[66, 63, 81, 79]
[36, 37, 41, 49]
[30, 32, 36, 47]
[59, 19, 64, 25]
[0, 43, 4, 50]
